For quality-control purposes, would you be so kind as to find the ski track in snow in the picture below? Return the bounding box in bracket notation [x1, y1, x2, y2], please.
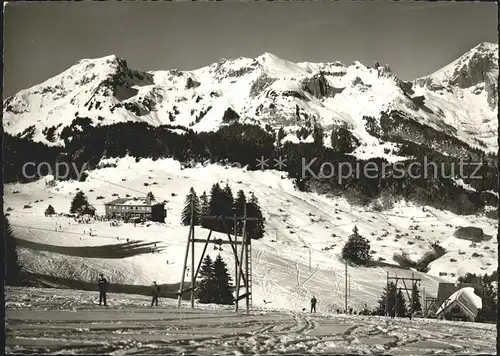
[6, 287, 495, 355]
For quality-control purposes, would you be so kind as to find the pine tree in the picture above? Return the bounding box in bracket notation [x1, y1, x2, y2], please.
[212, 254, 234, 305]
[200, 191, 210, 228]
[222, 184, 235, 232]
[45, 204, 56, 216]
[147, 191, 155, 201]
[247, 192, 265, 239]
[208, 183, 224, 231]
[234, 190, 247, 235]
[395, 288, 408, 317]
[374, 282, 397, 316]
[411, 283, 422, 313]
[196, 255, 215, 304]
[70, 191, 89, 214]
[341, 225, 372, 265]
[5, 216, 22, 286]
[181, 187, 201, 226]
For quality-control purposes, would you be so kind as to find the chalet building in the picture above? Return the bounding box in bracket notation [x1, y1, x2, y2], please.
[436, 282, 482, 321]
[104, 197, 166, 223]
[437, 282, 478, 306]
[436, 287, 482, 322]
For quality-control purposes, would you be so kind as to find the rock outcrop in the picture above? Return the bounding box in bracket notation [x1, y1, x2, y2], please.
[301, 72, 344, 99]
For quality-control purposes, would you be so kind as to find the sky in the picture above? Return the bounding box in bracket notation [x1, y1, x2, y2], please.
[3, 1, 498, 98]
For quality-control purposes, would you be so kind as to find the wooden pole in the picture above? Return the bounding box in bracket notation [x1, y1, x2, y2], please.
[190, 199, 195, 309]
[235, 204, 248, 312]
[386, 271, 389, 317]
[235, 224, 244, 312]
[348, 274, 351, 297]
[235, 237, 245, 312]
[395, 284, 399, 318]
[423, 287, 426, 317]
[177, 211, 192, 308]
[219, 218, 247, 286]
[410, 272, 415, 318]
[344, 259, 348, 313]
[194, 229, 213, 282]
[244, 203, 250, 313]
[234, 212, 238, 311]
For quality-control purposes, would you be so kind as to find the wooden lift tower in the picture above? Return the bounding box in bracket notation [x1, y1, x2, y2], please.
[386, 272, 422, 318]
[177, 201, 261, 313]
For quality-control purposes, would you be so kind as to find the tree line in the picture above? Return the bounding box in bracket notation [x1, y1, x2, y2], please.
[5, 117, 497, 215]
[181, 184, 265, 239]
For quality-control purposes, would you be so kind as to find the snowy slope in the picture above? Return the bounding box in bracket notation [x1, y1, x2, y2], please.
[5, 157, 497, 312]
[3, 43, 498, 155]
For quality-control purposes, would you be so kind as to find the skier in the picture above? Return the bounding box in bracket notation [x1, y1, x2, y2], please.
[310, 296, 317, 313]
[97, 274, 108, 306]
[151, 281, 160, 307]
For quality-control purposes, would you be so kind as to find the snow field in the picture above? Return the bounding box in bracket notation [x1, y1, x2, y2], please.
[5, 157, 497, 313]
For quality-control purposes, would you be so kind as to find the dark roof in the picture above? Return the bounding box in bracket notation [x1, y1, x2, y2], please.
[105, 198, 130, 205]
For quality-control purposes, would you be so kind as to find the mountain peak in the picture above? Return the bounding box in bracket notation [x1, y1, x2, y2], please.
[75, 54, 128, 71]
[472, 41, 498, 52]
[257, 52, 281, 61]
[415, 42, 498, 109]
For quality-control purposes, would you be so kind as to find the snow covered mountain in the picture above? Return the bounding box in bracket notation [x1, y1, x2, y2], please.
[4, 42, 498, 155]
[414, 42, 498, 150]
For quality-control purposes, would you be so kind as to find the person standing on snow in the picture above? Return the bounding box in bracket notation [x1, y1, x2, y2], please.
[310, 296, 317, 313]
[97, 274, 108, 306]
[151, 281, 160, 307]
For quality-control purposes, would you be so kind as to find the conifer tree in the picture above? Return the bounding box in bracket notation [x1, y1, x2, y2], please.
[70, 191, 89, 214]
[208, 183, 224, 231]
[395, 288, 408, 317]
[374, 282, 397, 316]
[5, 216, 22, 286]
[147, 191, 155, 201]
[234, 190, 247, 235]
[246, 192, 265, 239]
[411, 283, 422, 313]
[45, 204, 56, 216]
[181, 187, 201, 226]
[212, 254, 234, 305]
[196, 255, 215, 303]
[341, 225, 372, 265]
[222, 184, 235, 232]
[200, 191, 210, 228]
